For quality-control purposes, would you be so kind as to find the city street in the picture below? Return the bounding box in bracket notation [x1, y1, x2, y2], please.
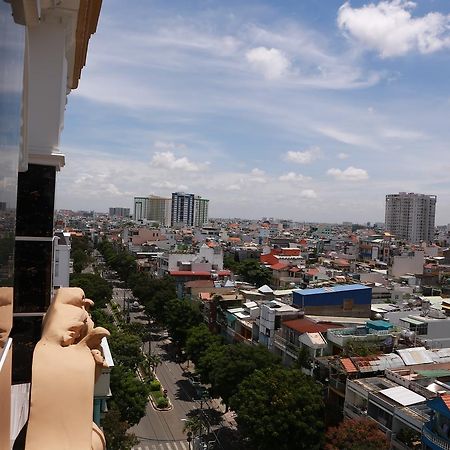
[109, 287, 235, 450]
[131, 336, 196, 450]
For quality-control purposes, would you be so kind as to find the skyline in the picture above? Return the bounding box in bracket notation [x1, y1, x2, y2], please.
[57, 0, 450, 223]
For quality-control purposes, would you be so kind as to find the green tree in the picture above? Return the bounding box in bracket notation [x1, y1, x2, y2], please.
[148, 354, 162, 374]
[102, 406, 139, 450]
[69, 273, 112, 309]
[185, 324, 222, 365]
[230, 367, 324, 450]
[71, 235, 92, 273]
[324, 418, 389, 450]
[199, 343, 280, 408]
[235, 259, 271, 287]
[294, 346, 312, 371]
[109, 365, 149, 426]
[108, 331, 145, 371]
[183, 416, 207, 438]
[164, 299, 202, 347]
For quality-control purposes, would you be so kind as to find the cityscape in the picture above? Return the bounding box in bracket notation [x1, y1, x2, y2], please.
[2, 2, 450, 450]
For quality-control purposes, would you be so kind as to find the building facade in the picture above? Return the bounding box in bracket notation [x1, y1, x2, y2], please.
[108, 207, 130, 218]
[148, 195, 171, 226]
[194, 196, 209, 227]
[171, 192, 195, 227]
[133, 196, 149, 221]
[385, 192, 437, 243]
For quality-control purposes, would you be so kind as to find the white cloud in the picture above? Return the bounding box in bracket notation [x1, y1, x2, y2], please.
[337, 152, 350, 160]
[316, 126, 372, 147]
[250, 168, 265, 177]
[226, 184, 241, 191]
[279, 172, 312, 182]
[300, 189, 318, 199]
[338, 1, 450, 58]
[151, 151, 200, 171]
[327, 166, 369, 181]
[285, 147, 320, 164]
[246, 47, 291, 80]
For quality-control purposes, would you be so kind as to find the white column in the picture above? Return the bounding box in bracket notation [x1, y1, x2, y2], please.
[25, 18, 68, 170]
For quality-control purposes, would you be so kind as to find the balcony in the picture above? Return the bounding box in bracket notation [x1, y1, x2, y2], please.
[344, 402, 367, 419]
[422, 425, 450, 450]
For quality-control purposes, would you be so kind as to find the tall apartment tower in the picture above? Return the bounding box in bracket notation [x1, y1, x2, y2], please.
[109, 207, 130, 218]
[133, 196, 149, 221]
[194, 196, 209, 226]
[385, 192, 437, 243]
[171, 192, 195, 226]
[148, 195, 172, 226]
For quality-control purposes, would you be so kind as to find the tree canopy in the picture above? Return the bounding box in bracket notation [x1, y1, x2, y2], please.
[71, 235, 92, 273]
[108, 330, 145, 371]
[230, 367, 324, 450]
[102, 406, 139, 450]
[324, 418, 389, 450]
[109, 365, 149, 427]
[198, 343, 280, 408]
[70, 273, 112, 309]
[233, 259, 271, 287]
[164, 298, 202, 347]
[185, 323, 222, 365]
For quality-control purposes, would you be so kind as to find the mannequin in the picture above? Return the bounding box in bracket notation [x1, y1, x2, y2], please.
[25, 288, 109, 450]
[0, 287, 13, 347]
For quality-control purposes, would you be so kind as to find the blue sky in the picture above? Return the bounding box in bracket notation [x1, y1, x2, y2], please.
[57, 0, 450, 224]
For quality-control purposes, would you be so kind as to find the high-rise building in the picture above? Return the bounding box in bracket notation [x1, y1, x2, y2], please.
[385, 192, 437, 243]
[171, 192, 195, 226]
[133, 196, 149, 221]
[148, 195, 172, 226]
[109, 207, 130, 218]
[194, 195, 209, 227]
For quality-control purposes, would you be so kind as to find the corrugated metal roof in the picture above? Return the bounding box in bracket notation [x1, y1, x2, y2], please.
[293, 284, 370, 295]
[341, 358, 358, 373]
[400, 317, 425, 326]
[380, 386, 426, 406]
[397, 347, 434, 366]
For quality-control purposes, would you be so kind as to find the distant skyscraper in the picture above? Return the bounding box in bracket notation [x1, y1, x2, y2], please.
[385, 192, 436, 243]
[148, 195, 171, 226]
[133, 196, 149, 221]
[194, 195, 209, 226]
[109, 207, 130, 218]
[171, 192, 195, 226]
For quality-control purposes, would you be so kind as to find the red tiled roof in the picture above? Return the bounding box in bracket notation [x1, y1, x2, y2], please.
[218, 269, 231, 276]
[260, 253, 279, 265]
[340, 358, 358, 374]
[289, 267, 301, 273]
[280, 248, 301, 256]
[283, 318, 341, 334]
[270, 262, 289, 271]
[169, 271, 211, 277]
[441, 394, 450, 410]
[334, 258, 350, 267]
[307, 268, 319, 276]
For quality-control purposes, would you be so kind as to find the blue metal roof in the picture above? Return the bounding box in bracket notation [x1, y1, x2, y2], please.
[293, 284, 371, 296]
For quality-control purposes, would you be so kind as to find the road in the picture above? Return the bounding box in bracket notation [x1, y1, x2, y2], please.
[109, 287, 235, 450]
[131, 337, 198, 450]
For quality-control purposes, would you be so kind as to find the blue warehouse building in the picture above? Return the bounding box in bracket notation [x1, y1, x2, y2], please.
[293, 284, 372, 318]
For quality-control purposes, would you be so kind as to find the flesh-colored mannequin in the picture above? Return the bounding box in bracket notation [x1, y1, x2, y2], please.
[25, 288, 110, 450]
[0, 287, 13, 348]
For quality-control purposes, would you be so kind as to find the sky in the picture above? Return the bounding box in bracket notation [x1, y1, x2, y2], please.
[57, 0, 450, 224]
